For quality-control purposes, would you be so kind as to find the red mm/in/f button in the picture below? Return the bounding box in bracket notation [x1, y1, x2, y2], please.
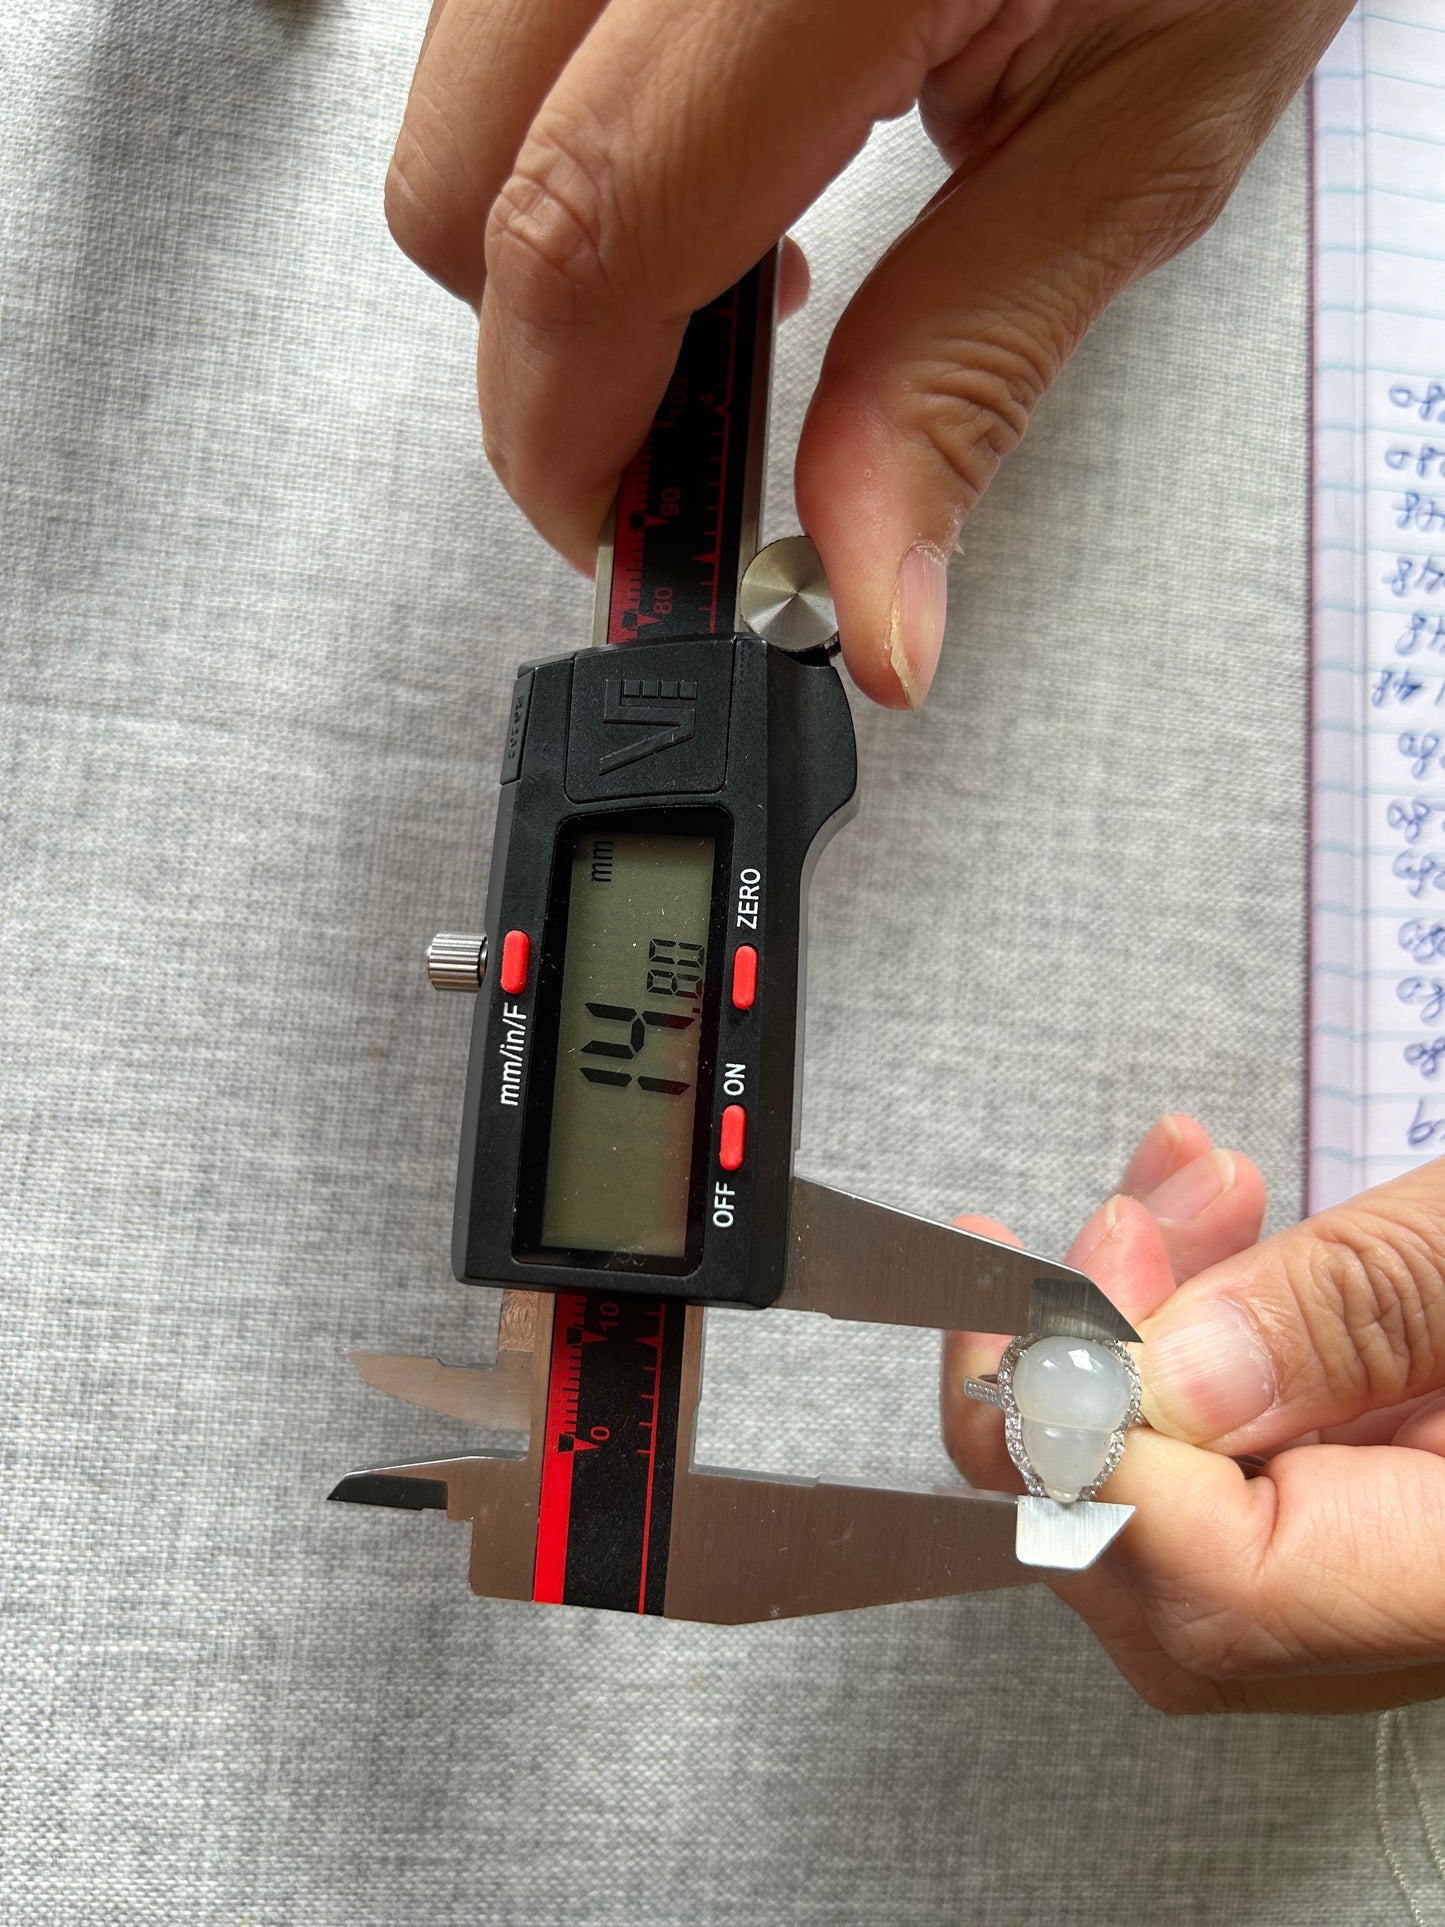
[500, 929, 531, 995]
[719, 1105, 747, 1172]
[730, 944, 758, 1011]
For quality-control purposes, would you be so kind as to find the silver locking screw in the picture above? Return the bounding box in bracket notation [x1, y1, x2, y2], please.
[425, 933, 487, 993]
[738, 535, 838, 655]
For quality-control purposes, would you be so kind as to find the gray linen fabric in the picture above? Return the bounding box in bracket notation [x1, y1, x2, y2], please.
[3, 3, 1443, 1923]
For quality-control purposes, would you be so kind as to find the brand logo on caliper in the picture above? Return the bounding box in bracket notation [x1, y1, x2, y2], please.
[599, 677, 698, 774]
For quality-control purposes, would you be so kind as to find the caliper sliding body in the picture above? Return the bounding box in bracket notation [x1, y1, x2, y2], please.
[331, 254, 1141, 1621]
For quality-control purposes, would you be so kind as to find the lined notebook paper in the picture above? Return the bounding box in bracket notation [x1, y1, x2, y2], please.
[1310, 1, 1445, 1211]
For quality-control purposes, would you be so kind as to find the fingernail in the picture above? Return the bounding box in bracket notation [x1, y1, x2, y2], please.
[1142, 1296, 1276, 1441]
[1143, 1149, 1235, 1225]
[886, 544, 948, 708]
[1120, 1112, 1184, 1193]
[1072, 1193, 1122, 1267]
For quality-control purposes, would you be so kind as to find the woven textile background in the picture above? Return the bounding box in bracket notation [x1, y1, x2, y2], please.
[3, 3, 1443, 1923]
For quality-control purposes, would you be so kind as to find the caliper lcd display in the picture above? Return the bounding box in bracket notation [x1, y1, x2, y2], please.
[537, 826, 717, 1260]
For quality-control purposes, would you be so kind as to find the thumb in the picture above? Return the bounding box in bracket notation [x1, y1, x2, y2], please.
[1138, 1159, 1445, 1453]
[795, 1, 1341, 709]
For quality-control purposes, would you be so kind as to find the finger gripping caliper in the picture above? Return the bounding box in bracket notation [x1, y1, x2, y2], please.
[331, 253, 1142, 1621]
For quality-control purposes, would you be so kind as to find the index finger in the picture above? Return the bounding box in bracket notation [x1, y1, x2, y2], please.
[388, 0, 606, 304]
[475, 0, 928, 568]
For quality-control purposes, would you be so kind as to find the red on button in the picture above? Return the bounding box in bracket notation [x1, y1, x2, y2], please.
[730, 944, 758, 1011]
[499, 929, 531, 995]
[719, 1104, 747, 1172]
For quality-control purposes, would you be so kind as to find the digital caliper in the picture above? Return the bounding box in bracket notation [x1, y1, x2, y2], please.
[331, 252, 1145, 1621]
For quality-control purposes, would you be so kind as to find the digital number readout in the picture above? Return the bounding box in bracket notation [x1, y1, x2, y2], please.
[540, 830, 714, 1258]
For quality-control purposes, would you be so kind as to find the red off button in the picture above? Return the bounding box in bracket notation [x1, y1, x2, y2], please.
[730, 944, 758, 1011]
[719, 1105, 747, 1172]
[499, 929, 531, 995]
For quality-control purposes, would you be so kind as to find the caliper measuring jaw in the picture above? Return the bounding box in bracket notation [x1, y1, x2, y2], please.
[332, 1178, 1141, 1623]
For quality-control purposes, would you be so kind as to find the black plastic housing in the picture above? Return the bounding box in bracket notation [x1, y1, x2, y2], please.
[452, 635, 857, 1309]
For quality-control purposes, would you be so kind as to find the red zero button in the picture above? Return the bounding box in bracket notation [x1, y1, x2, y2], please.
[719, 1105, 747, 1172]
[499, 929, 531, 995]
[730, 944, 758, 1011]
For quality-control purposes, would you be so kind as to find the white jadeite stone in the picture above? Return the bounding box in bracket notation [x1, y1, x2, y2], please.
[1018, 1421, 1115, 1504]
[1012, 1337, 1132, 1429]
[1011, 1338, 1133, 1503]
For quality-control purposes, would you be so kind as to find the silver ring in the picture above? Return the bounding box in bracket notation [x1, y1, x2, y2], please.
[962, 1375, 1005, 1408]
[964, 1333, 1143, 1504]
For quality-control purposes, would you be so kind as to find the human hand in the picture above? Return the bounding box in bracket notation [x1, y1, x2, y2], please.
[386, 0, 1350, 707]
[944, 1115, 1445, 1713]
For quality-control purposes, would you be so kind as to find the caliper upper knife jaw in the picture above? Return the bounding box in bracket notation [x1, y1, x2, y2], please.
[329, 1291, 553, 1602]
[775, 1176, 1140, 1574]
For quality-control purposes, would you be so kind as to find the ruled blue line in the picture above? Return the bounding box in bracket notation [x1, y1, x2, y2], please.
[1316, 902, 1445, 918]
[1361, 10, 1445, 36]
[1317, 364, 1445, 379]
[1320, 66, 1445, 88]
[1315, 1027, 1445, 1043]
[1317, 841, 1445, 856]
[1316, 476, 1445, 492]
[1313, 532, 1445, 548]
[1317, 593, 1445, 608]
[1312, 1151, 1443, 1166]
[1314, 713, 1445, 730]
[1318, 126, 1445, 151]
[1317, 183, 1445, 206]
[1308, 962, 1445, 977]
[1319, 243, 1445, 265]
[1306, 1087, 1442, 1104]
[1314, 777, 1445, 794]
[1319, 302, 1445, 321]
